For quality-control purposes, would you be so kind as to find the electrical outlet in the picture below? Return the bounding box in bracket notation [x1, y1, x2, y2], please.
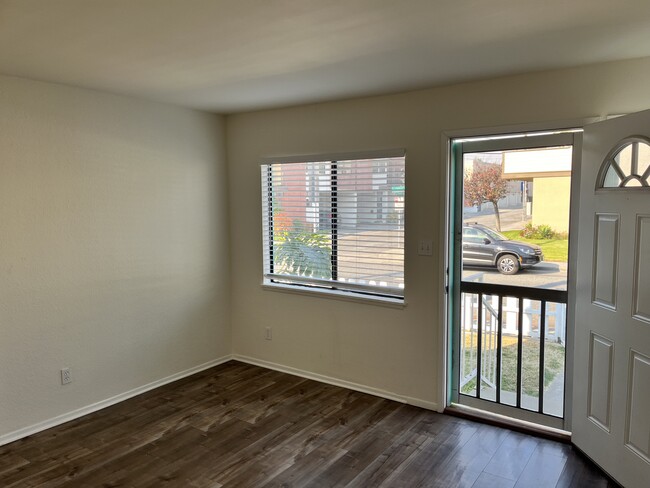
[265, 327, 272, 340]
[61, 368, 72, 385]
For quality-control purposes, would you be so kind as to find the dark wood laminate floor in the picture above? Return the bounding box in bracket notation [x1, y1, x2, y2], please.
[0, 361, 617, 487]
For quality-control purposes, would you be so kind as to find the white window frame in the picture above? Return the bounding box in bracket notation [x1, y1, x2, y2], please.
[260, 149, 406, 305]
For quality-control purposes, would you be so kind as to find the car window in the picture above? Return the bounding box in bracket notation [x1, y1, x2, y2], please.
[481, 227, 507, 241]
[474, 229, 489, 240]
[463, 227, 489, 244]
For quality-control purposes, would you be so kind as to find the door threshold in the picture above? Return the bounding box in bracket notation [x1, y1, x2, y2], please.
[445, 403, 571, 443]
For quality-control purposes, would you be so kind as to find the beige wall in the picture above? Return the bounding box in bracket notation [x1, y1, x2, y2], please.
[532, 176, 572, 233]
[0, 76, 231, 439]
[226, 57, 650, 409]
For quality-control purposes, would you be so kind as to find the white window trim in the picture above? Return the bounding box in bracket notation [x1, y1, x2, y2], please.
[261, 281, 406, 309]
[261, 148, 405, 165]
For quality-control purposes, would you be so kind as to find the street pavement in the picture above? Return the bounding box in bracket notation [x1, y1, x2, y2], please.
[464, 206, 531, 231]
[462, 261, 568, 290]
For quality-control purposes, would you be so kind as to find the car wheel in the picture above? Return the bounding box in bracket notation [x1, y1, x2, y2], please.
[497, 254, 520, 275]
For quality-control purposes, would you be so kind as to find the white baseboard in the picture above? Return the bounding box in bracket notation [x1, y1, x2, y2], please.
[232, 354, 438, 412]
[403, 396, 442, 412]
[0, 355, 233, 447]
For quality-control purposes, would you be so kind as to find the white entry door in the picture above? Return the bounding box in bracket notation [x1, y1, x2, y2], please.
[572, 110, 650, 487]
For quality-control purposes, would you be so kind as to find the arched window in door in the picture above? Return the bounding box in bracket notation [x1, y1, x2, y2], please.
[597, 136, 650, 189]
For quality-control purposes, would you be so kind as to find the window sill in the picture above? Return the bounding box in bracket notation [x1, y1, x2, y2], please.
[261, 282, 406, 309]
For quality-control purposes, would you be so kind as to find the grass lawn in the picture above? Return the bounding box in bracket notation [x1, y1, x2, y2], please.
[461, 337, 565, 397]
[502, 230, 568, 262]
[501, 339, 565, 396]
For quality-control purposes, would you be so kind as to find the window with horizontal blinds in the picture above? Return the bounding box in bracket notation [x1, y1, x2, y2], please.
[261, 155, 405, 299]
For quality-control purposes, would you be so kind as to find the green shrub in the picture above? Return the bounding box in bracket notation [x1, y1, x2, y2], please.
[274, 221, 332, 279]
[537, 225, 555, 239]
[520, 223, 557, 240]
[520, 223, 537, 238]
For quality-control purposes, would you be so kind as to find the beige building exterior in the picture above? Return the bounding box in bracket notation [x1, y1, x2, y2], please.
[531, 176, 571, 233]
[502, 147, 572, 233]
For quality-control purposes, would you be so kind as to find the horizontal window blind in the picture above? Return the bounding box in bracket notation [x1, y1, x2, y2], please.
[261, 156, 405, 299]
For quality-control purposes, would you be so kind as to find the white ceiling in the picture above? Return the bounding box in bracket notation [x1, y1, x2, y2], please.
[2, 0, 650, 113]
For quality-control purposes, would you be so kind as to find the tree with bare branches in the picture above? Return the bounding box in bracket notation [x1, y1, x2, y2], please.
[464, 164, 508, 231]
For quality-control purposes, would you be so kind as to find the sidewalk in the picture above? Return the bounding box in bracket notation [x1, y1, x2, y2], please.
[464, 207, 530, 231]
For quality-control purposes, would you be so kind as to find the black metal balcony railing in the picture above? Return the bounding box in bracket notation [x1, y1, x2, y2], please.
[459, 281, 568, 418]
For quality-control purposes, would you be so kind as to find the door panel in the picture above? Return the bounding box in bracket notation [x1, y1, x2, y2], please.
[626, 350, 650, 462]
[462, 228, 494, 264]
[463, 240, 493, 264]
[587, 332, 613, 431]
[592, 213, 619, 309]
[633, 215, 650, 322]
[573, 109, 650, 487]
